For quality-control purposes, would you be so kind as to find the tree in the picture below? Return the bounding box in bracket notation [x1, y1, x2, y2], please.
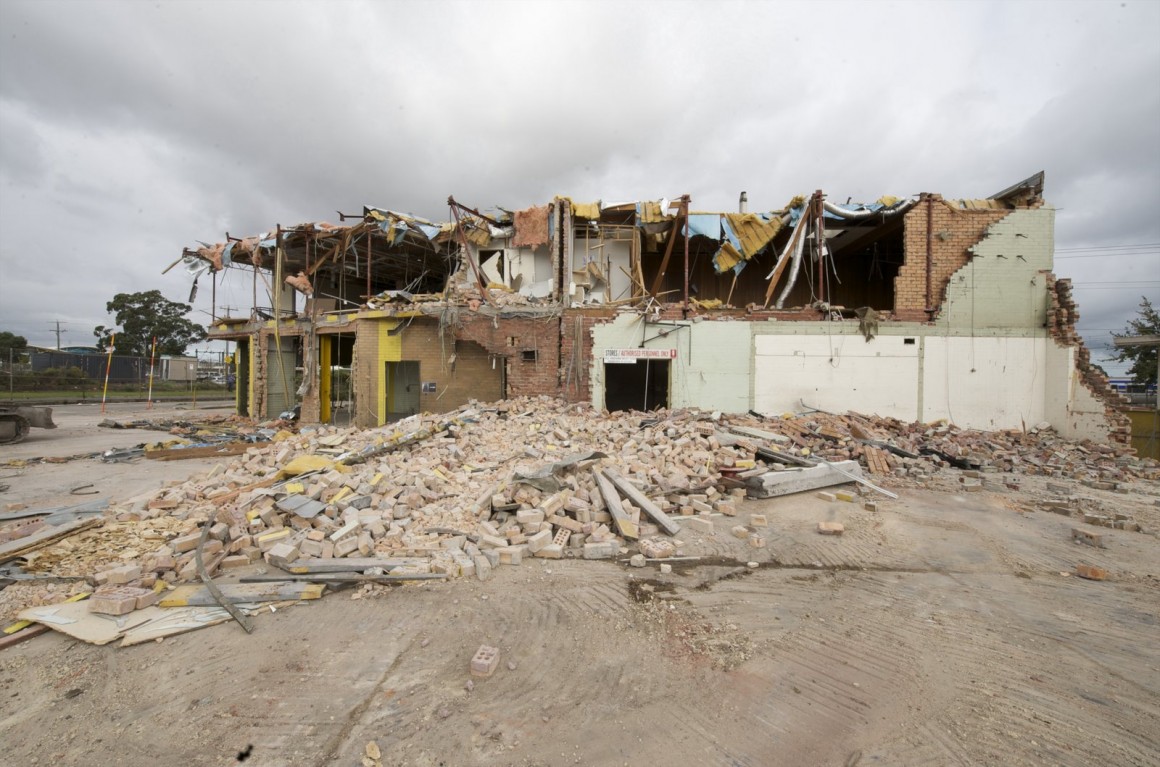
[1109, 296, 1159, 387]
[0, 331, 28, 360]
[94, 290, 207, 357]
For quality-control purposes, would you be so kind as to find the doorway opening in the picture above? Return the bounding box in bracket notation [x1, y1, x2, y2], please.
[320, 334, 356, 426]
[235, 338, 250, 417]
[265, 336, 300, 419]
[385, 361, 421, 421]
[604, 359, 670, 412]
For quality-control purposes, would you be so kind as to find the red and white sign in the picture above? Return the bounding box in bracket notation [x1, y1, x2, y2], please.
[603, 348, 677, 364]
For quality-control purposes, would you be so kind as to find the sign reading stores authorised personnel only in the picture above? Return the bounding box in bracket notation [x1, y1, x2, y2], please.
[603, 348, 678, 364]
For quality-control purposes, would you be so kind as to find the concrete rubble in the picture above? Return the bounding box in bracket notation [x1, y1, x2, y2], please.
[2, 396, 1157, 642]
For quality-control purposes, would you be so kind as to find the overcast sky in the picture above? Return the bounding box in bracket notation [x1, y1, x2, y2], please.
[1, 0, 1157, 374]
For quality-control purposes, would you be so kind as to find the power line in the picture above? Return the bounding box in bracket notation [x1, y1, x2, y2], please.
[1055, 251, 1160, 259]
[1055, 242, 1160, 252]
[1069, 286, 1160, 290]
[1070, 280, 1160, 285]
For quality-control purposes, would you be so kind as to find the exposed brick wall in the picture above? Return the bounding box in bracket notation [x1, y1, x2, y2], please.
[895, 196, 1009, 321]
[453, 313, 562, 398]
[1046, 275, 1133, 445]
[560, 308, 617, 402]
[352, 319, 381, 428]
[397, 320, 503, 412]
[252, 331, 268, 419]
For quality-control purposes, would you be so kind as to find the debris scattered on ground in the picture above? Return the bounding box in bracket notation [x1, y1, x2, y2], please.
[1075, 563, 1108, 581]
[2, 396, 1157, 644]
[470, 644, 500, 677]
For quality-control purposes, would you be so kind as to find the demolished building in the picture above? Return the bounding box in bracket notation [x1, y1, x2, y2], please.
[182, 172, 1129, 445]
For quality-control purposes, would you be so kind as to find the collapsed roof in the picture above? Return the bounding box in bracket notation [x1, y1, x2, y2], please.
[177, 173, 1046, 316]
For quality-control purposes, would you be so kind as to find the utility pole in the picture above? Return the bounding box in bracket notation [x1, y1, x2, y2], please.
[50, 320, 67, 350]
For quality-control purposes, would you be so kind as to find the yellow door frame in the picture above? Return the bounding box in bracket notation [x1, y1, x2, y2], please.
[319, 335, 332, 424]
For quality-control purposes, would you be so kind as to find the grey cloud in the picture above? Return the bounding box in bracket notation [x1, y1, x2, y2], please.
[0, 0, 1157, 361]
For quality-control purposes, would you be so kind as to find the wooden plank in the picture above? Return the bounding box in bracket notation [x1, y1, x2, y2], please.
[601, 468, 681, 536]
[160, 582, 325, 607]
[280, 557, 430, 574]
[0, 623, 50, 650]
[240, 573, 447, 584]
[18, 598, 149, 646]
[0, 517, 102, 563]
[145, 441, 255, 461]
[648, 204, 686, 299]
[592, 469, 638, 540]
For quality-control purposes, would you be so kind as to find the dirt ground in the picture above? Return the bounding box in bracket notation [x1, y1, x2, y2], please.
[1, 403, 1158, 766]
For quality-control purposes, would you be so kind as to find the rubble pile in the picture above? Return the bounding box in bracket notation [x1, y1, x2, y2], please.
[3, 398, 1156, 631]
[730, 410, 1158, 483]
[15, 398, 746, 594]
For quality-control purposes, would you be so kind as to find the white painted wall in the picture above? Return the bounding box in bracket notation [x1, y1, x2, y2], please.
[920, 335, 1048, 429]
[753, 332, 920, 420]
[590, 314, 750, 412]
[505, 246, 552, 286]
[1043, 342, 1113, 442]
[569, 233, 632, 303]
[589, 316, 1114, 439]
[584, 206, 1116, 441]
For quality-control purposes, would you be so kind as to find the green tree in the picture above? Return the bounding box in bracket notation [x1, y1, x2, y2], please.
[0, 331, 28, 360]
[1110, 296, 1159, 386]
[93, 290, 207, 357]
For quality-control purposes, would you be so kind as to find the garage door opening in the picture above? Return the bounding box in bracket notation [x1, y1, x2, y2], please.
[604, 359, 670, 412]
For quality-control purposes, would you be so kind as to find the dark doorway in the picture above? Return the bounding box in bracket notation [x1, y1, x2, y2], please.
[385, 361, 421, 421]
[236, 339, 250, 417]
[604, 360, 670, 412]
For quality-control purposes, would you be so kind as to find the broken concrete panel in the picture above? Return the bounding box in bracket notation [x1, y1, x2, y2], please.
[746, 461, 864, 499]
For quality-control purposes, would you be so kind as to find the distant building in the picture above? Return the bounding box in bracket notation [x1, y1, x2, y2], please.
[29, 349, 197, 382]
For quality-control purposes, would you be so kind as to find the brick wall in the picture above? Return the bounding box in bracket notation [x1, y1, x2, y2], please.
[895, 196, 1010, 321]
[397, 320, 503, 411]
[561, 308, 617, 402]
[939, 207, 1054, 330]
[454, 313, 562, 398]
[1046, 275, 1133, 445]
[352, 319, 382, 428]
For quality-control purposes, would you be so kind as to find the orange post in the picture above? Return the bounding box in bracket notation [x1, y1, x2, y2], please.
[146, 336, 157, 409]
[100, 333, 115, 414]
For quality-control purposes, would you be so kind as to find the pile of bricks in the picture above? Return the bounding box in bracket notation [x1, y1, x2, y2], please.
[32, 398, 755, 589]
[11, 396, 1156, 615]
[730, 408, 1157, 483]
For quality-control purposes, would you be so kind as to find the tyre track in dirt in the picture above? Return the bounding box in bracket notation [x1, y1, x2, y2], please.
[862, 565, 1160, 766]
[5, 482, 1158, 766]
